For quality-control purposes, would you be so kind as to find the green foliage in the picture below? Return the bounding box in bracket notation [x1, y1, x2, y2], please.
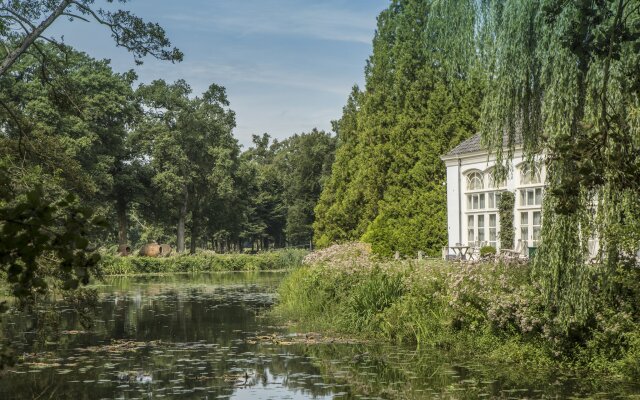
[240, 130, 336, 248]
[314, 0, 483, 255]
[480, 246, 496, 257]
[347, 267, 406, 330]
[278, 130, 336, 245]
[0, 178, 104, 298]
[100, 249, 307, 275]
[498, 191, 515, 249]
[313, 86, 364, 247]
[0, 2, 182, 369]
[135, 79, 240, 253]
[0, 0, 182, 75]
[480, 0, 640, 328]
[277, 245, 640, 379]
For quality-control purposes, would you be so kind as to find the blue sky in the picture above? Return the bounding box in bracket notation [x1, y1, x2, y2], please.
[49, 0, 388, 148]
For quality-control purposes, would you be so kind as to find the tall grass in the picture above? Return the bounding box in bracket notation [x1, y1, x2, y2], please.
[100, 249, 307, 275]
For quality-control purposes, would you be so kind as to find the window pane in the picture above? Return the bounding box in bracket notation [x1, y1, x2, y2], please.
[467, 172, 484, 190]
[533, 211, 541, 226]
[495, 193, 501, 207]
[489, 228, 497, 241]
[533, 165, 541, 184]
[478, 215, 485, 242]
[468, 229, 474, 242]
[480, 194, 485, 209]
[521, 191, 526, 206]
[468, 215, 474, 227]
[533, 227, 541, 241]
[488, 193, 494, 208]
[521, 212, 528, 226]
[521, 227, 529, 241]
[527, 190, 534, 205]
[489, 214, 497, 227]
[535, 188, 542, 205]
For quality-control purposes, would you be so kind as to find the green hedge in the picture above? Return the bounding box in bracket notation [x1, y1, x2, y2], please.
[99, 249, 307, 275]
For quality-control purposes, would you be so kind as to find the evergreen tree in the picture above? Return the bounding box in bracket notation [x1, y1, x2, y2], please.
[314, 0, 483, 256]
[313, 86, 363, 246]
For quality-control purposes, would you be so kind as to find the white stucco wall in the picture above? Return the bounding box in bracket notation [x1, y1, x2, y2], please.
[445, 161, 461, 247]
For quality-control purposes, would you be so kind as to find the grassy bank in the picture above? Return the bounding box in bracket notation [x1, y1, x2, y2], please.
[99, 249, 307, 275]
[275, 243, 640, 381]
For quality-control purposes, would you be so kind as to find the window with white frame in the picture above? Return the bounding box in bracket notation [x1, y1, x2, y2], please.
[467, 171, 484, 190]
[465, 169, 502, 247]
[520, 187, 543, 206]
[520, 162, 542, 185]
[488, 191, 502, 208]
[520, 210, 542, 246]
[467, 193, 486, 210]
[467, 213, 498, 247]
[516, 161, 544, 247]
[488, 214, 498, 247]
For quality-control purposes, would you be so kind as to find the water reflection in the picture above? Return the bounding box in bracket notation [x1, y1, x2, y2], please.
[1, 272, 639, 399]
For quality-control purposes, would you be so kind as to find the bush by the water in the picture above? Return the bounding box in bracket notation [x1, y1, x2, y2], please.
[100, 249, 307, 275]
[276, 243, 640, 380]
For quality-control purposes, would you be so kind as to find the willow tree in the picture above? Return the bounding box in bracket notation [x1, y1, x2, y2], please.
[481, 0, 640, 326]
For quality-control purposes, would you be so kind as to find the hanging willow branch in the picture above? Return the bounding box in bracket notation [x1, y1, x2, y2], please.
[480, 0, 640, 328]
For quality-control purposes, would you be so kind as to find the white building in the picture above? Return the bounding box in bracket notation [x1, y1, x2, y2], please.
[441, 134, 545, 254]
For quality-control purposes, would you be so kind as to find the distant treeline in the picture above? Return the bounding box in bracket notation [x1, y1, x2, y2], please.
[0, 44, 335, 255]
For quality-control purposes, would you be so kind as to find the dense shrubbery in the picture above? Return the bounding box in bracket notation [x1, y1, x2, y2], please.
[100, 249, 307, 275]
[276, 244, 640, 380]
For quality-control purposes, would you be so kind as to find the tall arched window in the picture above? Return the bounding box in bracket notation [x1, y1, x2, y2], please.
[466, 171, 484, 190]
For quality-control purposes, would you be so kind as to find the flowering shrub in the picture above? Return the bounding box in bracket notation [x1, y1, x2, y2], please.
[302, 242, 373, 270]
[446, 262, 545, 336]
[276, 242, 640, 377]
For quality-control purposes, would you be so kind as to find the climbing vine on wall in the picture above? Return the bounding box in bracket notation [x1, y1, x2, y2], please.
[498, 191, 514, 250]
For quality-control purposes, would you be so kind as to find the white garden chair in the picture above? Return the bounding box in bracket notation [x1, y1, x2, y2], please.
[500, 240, 525, 260]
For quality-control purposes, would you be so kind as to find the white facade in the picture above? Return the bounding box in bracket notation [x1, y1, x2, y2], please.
[441, 141, 546, 252]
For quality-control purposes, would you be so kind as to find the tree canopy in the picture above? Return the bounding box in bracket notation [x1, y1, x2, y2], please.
[0, 0, 183, 75]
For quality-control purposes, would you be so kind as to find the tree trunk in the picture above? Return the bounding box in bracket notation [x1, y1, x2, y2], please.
[116, 199, 128, 246]
[190, 213, 198, 254]
[177, 189, 188, 253]
[0, 0, 72, 76]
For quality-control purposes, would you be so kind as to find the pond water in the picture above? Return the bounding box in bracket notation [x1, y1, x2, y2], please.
[1, 272, 639, 399]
